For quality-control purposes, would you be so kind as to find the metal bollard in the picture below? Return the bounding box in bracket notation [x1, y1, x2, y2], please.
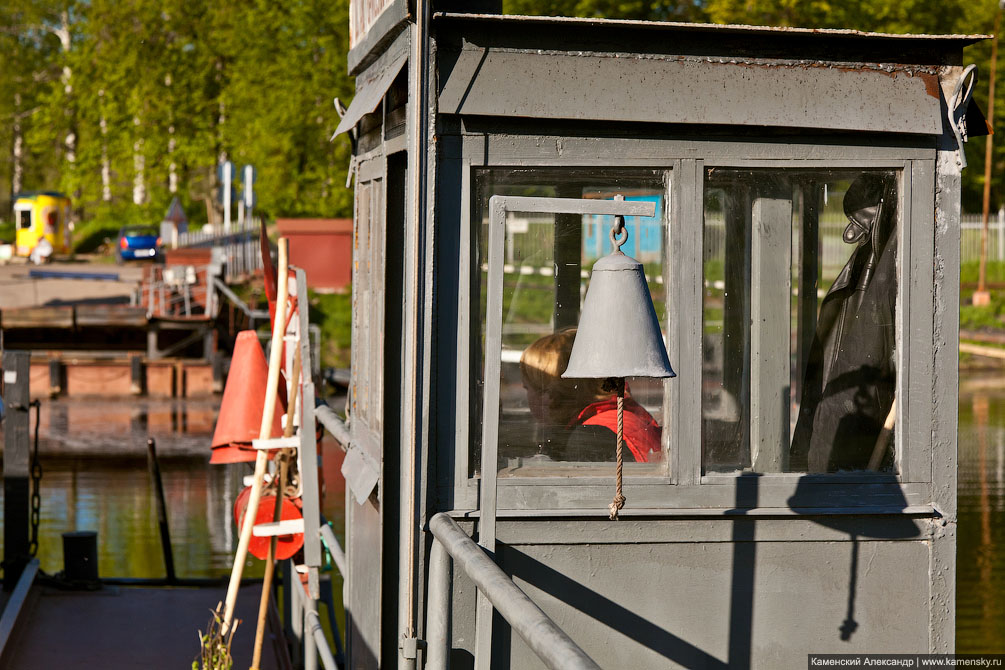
[62, 530, 99, 586]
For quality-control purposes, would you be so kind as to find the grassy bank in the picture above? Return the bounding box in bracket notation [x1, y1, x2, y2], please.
[961, 261, 1005, 332]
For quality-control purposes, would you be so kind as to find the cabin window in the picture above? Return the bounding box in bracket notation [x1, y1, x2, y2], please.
[472, 168, 670, 478]
[702, 168, 899, 475]
[18, 210, 32, 230]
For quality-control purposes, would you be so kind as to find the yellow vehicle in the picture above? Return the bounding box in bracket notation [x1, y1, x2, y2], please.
[13, 191, 72, 257]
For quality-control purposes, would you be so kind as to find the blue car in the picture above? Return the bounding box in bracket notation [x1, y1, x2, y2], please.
[115, 225, 161, 263]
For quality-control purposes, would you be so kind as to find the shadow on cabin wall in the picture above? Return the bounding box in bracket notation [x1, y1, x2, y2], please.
[478, 473, 921, 667]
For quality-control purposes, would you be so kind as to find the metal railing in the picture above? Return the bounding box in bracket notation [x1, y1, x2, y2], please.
[175, 220, 263, 283]
[282, 524, 346, 670]
[426, 513, 601, 670]
[141, 264, 216, 318]
[316, 392, 600, 669]
[176, 220, 259, 247]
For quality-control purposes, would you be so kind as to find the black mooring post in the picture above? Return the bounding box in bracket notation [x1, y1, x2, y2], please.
[145, 438, 176, 583]
[3, 351, 31, 591]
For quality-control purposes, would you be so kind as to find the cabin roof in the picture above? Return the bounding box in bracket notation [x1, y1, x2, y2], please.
[13, 191, 68, 200]
[437, 13, 988, 44]
[433, 13, 986, 67]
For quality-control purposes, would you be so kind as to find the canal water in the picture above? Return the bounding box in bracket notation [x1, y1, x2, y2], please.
[0, 396, 346, 583]
[0, 388, 1001, 652]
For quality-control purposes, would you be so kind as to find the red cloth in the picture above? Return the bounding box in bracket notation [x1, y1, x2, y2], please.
[570, 397, 662, 463]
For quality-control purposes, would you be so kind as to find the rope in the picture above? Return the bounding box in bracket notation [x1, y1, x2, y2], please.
[609, 379, 626, 520]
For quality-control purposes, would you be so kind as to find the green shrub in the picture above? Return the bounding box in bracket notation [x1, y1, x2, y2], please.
[0, 220, 14, 244]
[309, 290, 352, 369]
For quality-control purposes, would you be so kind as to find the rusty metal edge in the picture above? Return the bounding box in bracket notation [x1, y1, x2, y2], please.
[435, 12, 989, 42]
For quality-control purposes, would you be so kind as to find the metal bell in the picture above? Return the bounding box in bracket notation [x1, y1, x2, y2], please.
[562, 218, 675, 380]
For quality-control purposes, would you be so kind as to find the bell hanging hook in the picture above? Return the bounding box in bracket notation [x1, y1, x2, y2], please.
[609, 194, 629, 253]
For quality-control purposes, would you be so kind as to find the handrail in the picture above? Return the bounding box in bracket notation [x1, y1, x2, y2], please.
[312, 407, 597, 669]
[319, 521, 348, 579]
[0, 559, 39, 659]
[282, 517, 345, 670]
[211, 276, 271, 321]
[305, 599, 339, 670]
[427, 513, 602, 670]
[315, 404, 351, 450]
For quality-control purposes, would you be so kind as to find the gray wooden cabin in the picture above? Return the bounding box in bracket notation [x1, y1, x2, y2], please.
[333, 6, 981, 668]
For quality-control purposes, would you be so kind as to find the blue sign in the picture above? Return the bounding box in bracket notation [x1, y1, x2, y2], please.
[217, 186, 238, 206]
[582, 195, 664, 263]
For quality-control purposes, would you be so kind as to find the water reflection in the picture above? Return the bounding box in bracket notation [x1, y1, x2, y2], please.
[958, 386, 1005, 653]
[0, 396, 346, 582]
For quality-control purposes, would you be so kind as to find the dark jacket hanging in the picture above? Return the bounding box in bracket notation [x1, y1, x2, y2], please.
[790, 174, 897, 473]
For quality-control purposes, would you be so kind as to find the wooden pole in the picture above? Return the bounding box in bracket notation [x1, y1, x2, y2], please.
[222, 238, 288, 634]
[867, 399, 897, 472]
[250, 346, 301, 670]
[976, 4, 1002, 306]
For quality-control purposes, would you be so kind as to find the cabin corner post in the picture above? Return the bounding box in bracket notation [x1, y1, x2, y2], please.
[929, 71, 964, 651]
[399, 1, 435, 667]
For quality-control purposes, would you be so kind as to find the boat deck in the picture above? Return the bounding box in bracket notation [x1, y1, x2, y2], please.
[3, 583, 288, 669]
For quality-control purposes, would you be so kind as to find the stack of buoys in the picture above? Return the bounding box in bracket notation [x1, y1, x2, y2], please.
[209, 330, 285, 464]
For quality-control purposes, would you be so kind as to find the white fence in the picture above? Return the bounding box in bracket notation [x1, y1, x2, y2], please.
[703, 211, 1005, 268]
[961, 210, 1005, 265]
[704, 213, 856, 273]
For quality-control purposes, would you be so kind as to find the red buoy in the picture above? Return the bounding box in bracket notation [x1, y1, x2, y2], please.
[233, 486, 304, 560]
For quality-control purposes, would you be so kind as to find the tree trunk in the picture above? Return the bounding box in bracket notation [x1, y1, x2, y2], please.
[12, 93, 23, 196]
[99, 91, 110, 201]
[133, 116, 146, 205]
[57, 10, 75, 166]
[166, 73, 178, 194]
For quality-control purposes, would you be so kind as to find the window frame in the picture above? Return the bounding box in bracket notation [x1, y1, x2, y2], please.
[445, 132, 936, 515]
[16, 208, 33, 231]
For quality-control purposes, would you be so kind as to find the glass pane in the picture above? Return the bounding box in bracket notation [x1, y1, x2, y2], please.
[473, 168, 669, 478]
[702, 169, 898, 474]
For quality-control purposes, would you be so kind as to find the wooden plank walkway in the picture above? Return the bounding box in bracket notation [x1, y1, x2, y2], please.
[4, 583, 287, 670]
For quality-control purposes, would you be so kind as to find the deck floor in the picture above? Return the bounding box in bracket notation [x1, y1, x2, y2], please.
[5, 583, 286, 669]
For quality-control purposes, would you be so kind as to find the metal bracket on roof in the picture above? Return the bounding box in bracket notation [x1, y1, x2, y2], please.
[947, 64, 978, 169]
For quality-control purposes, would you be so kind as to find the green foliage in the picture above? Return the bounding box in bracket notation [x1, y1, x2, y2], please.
[503, 0, 706, 21]
[0, 220, 14, 243]
[2, 0, 1003, 234]
[1, 0, 354, 234]
[309, 289, 352, 369]
[192, 604, 237, 670]
[961, 260, 1005, 286]
[960, 299, 1005, 332]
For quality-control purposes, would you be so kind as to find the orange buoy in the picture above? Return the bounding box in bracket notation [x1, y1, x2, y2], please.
[233, 486, 304, 560]
[210, 330, 285, 464]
